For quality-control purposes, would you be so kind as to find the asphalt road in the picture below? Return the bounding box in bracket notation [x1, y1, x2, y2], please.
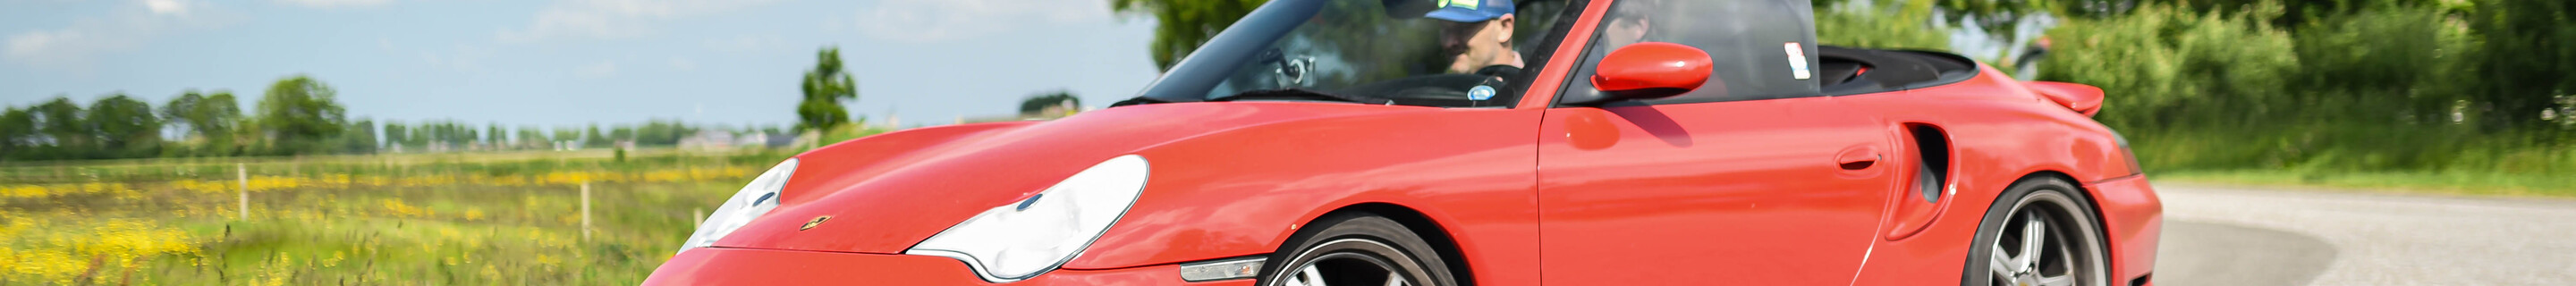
[2154, 185, 2576, 285]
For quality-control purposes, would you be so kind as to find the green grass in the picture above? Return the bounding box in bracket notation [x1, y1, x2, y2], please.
[2123, 122, 2576, 198]
[2153, 169, 2576, 198]
[1, 152, 773, 285]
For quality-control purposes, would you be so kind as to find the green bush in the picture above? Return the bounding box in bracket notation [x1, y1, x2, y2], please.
[2037, 1, 2575, 181]
[2042, 3, 2301, 132]
[1815, 0, 1951, 50]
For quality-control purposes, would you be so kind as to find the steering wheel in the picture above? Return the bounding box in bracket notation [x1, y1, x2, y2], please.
[1254, 48, 1318, 88]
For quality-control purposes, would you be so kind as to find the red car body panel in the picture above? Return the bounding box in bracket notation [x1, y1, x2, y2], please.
[648, 0, 2161, 284]
[646, 248, 1254, 286]
[1535, 97, 1895, 285]
[1061, 105, 1545, 276]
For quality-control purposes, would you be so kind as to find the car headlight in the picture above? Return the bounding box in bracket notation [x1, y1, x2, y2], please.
[905, 155, 1150, 282]
[676, 158, 799, 252]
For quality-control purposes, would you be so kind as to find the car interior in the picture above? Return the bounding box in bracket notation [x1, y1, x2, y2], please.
[1815, 45, 1982, 96]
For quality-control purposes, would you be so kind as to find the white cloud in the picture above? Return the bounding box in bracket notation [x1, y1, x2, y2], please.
[499, 0, 783, 42]
[5, 31, 84, 59]
[702, 34, 783, 54]
[667, 56, 696, 71]
[4, 0, 233, 66]
[419, 44, 493, 72]
[145, 0, 190, 15]
[855, 0, 1114, 43]
[274, 0, 394, 8]
[575, 60, 618, 78]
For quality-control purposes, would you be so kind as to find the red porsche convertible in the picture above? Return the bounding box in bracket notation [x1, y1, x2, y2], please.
[645, 0, 2161, 285]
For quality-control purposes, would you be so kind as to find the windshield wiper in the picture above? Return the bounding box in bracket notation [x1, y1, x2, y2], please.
[1208, 88, 1392, 105]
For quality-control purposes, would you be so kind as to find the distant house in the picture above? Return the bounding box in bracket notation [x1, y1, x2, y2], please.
[677, 130, 737, 150]
[679, 130, 800, 150]
[955, 102, 1094, 124]
[761, 133, 797, 147]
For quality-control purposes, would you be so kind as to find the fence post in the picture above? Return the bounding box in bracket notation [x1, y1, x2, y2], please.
[236, 163, 249, 221]
[581, 181, 593, 242]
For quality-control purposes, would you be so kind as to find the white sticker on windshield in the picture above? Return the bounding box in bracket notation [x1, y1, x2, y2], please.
[1784, 42, 1812, 80]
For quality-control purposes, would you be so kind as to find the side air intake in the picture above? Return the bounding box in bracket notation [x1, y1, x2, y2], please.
[1906, 123, 1952, 202]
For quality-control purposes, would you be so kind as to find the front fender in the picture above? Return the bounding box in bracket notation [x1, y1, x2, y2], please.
[1058, 107, 1544, 286]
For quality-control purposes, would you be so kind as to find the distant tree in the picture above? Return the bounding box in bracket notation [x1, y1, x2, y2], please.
[162, 91, 204, 138]
[32, 97, 87, 150]
[635, 120, 696, 146]
[487, 123, 507, 148]
[1112, 0, 1268, 70]
[517, 125, 547, 147]
[382, 122, 411, 151]
[426, 122, 445, 148]
[552, 127, 580, 148]
[226, 116, 259, 156]
[797, 47, 859, 131]
[584, 123, 610, 147]
[162, 89, 244, 156]
[610, 126, 637, 144]
[421, 121, 450, 147]
[88, 94, 161, 157]
[1019, 90, 1083, 116]
[200, 92, 243, 153]
[335, 119, 378, 154]
[257, 76, 350, 155]
[0, 107, 33, 158]
[435, 121, 476, 147]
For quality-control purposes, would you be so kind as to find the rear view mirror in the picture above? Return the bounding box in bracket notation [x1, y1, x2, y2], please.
[1589, 42, 1713, 101]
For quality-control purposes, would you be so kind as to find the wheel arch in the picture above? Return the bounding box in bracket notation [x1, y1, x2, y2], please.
[2007, 171, 2106, 236]
[2012, 171, 2105, 228]
[2007, 170, 2120, 279]
[1290, 202, 1479, 286]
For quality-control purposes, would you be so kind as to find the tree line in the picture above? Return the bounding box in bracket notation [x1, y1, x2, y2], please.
[1, 75, 741, 162]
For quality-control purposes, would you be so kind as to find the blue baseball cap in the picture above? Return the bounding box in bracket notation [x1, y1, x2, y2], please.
[1424, 0, 1513, 22]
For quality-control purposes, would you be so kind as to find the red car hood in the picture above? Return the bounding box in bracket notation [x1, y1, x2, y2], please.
[712, 102, 1437, 254]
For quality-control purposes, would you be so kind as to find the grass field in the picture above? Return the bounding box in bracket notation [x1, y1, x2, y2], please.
[2152, 169, 2576, 198]
[0, 149, 789, 285]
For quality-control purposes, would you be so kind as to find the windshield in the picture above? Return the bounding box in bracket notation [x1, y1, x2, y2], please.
[1134, 0, 1568, 108]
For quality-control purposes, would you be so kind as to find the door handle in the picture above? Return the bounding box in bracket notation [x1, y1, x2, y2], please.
[1835, 147, 1881, 170]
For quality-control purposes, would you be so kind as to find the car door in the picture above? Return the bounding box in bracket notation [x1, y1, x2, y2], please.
[1534, 0, 1897, 283]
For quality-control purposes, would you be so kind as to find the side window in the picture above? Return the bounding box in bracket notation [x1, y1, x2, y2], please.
[1559, 0, 1821, 105]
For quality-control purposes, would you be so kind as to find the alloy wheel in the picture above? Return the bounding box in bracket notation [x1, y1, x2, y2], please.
[1985, 192, 2107, 286]
[1274, 239, 1425, 286]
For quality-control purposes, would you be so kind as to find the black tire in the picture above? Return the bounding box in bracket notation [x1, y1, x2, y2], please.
[1962, 177, 2112, 286]
[1260, 214, 1459, 286]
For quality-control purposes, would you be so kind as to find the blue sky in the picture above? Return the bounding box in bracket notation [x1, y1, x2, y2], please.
[0, 0, 1163, 130]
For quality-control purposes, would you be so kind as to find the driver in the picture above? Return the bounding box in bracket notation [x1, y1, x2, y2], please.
[1429, 0, 1522, 76]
